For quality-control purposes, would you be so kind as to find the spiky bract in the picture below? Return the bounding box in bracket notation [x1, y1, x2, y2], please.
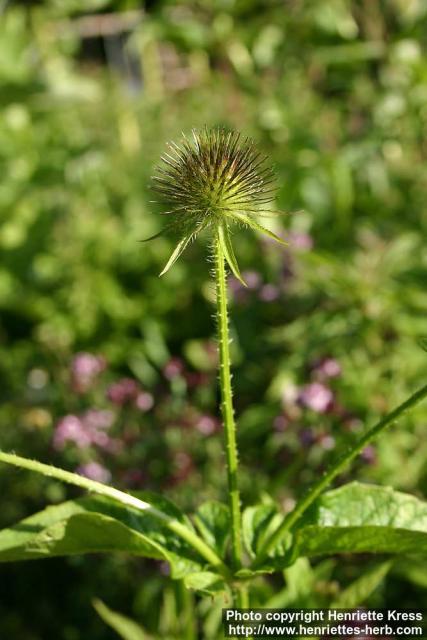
[151, 128, 286, 280]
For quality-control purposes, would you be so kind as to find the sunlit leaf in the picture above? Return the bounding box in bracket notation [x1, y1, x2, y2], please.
[234, 213, 288, 246]
[193, 500, 230, 557]
[242, 503, 286, 559]
[0, 494, 202, 578]
[260, 483, 427, 571]
[217, 223, 246, 286]
[159, 234, 194, 276]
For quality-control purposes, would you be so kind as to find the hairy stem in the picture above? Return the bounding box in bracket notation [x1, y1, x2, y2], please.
[0, 450, 230, 578]
[255, 381, 427, 566]
[214, 233, 243, 570]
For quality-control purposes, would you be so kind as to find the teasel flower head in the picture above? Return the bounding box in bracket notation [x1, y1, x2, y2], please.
[149, 127, 287, 284]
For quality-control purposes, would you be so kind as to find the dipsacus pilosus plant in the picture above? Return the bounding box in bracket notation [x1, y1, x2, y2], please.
[151, 128, 287, 587]
[0, 128, 427, 628]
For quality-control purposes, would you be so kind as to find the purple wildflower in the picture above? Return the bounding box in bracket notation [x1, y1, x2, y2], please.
[361, 445, 377, 465]
[77, 462, 111, 483]
[195, 414, 220, 436]
[107, 378, 139, 405]
[259, 284, 280, 302]
[242, 270, 262, 290]
[135, 391, 154, 412]
[84, 409, 114, 430]
[318, 434, 336, 450]
[53, 409, 118, 452]
[163, 358, 185, 380]
[313, 357, 342, 380]
[289, 231, 313, 251]
[228, 271, 262, 303]
[71, 352, 106, 393]
[299, 382, 334, 413]
[53, 415, 92, 450]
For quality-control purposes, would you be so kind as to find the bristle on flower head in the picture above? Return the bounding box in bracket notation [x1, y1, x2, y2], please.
[150, 128, 287, 281]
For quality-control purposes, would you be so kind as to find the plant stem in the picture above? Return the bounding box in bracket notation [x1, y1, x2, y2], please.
[0, 450, 230, 578]
[214, 233, 243, 570]
[178, 581, 196, 640]
[255, 381, 427, 566]
[235, 585, 250, 608]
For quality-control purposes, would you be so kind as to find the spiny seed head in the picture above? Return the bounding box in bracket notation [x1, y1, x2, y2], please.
[153, 128, 274, 227]
[150, 128, 287, 281]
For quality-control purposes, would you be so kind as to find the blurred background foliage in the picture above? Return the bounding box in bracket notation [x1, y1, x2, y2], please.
[0, 0, 427, 637]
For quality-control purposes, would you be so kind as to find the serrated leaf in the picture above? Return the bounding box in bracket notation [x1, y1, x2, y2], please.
[217, 223, 246, 286]
[331, 561, 392, 608]
[308, 481, 427, 528]
[193, 500, 230, 557]
[298, 526, 427, 557]
[0, 494, 202, 578]
[93, 599, 148, 640]
[295, 482, 427, 558]
[254, 483, 427, 574]
[418, 337, 427, 353]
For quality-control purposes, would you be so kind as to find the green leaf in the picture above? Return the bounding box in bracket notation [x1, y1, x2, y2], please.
[0, 512, 163, 562]
[0, 451, 227, 575]
[331, 561, 392, 608]
[234, 213, 288, 246]
[265, 558, 336, 607]
[242, 504, 287, 559]
[266, 558, 315, 607]
[0, 494, 203, 578]
[193, 500, 230, 557]
[295, 482, 427, 558]
[393, 556, 427, 589]
[93, 599, 148, 640]
[297, 527, 427, 557]
[183, 571, 227, 596]
[159, 233, 194, 276]
[217, 223, 246, 286]
[307, 481, 427, 528]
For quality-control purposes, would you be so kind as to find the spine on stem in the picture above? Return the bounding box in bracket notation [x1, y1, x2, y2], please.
[214, 232, 243, 571]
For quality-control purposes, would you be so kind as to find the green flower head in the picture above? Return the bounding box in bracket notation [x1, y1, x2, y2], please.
[151, 127, 286, 283]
